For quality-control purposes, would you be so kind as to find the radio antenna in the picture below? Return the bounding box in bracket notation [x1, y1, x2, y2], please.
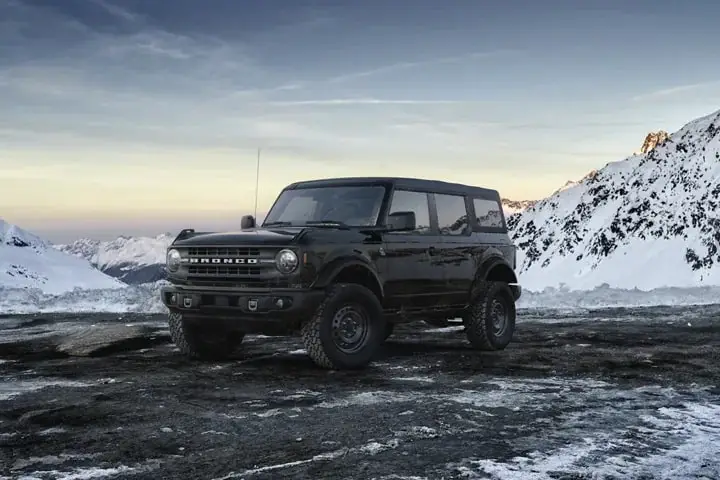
[253, 147, 261, 219]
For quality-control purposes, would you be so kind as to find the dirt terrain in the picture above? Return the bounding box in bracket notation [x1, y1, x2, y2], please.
[1, 305, 719, 479]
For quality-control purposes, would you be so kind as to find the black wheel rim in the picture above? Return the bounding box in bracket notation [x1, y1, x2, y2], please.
[491, 299, 508, 337]
[331, 304, 371, 354]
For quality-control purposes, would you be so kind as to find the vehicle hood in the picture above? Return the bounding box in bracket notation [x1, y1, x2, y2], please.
[172, 227, 306, 246]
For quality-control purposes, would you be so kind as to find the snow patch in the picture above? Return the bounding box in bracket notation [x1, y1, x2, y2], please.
[212, 438, 401, 479]
[456, 402, 720, 479]
[0, 281, 168, 314]
[391, 377, 435, 383]
[517, 284, 720, 309]
[18, 465, 138, 480]
[422, 325, 464, 333]
[0, 378, 112, 401]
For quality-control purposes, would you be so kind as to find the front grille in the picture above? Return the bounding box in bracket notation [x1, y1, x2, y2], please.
[179, 245, 282, 286]
[188, 266, 261, 276]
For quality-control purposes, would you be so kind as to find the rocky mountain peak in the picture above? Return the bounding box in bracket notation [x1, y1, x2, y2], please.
[639, 131, 670, 154]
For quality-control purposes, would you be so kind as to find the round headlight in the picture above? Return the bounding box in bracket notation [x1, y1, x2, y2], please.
[275, 249, 298, 274]
[166, 248, 182, 272]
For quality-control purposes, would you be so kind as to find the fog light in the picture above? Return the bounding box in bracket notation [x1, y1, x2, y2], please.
[275, 298, 284, 308]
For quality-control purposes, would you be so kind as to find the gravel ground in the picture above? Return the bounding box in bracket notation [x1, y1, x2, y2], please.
[1, 304, 719, 480]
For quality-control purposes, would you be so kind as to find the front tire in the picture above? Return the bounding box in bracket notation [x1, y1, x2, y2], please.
[462, 281, 516, 351]
[168, 312, 244, 360]
[301, 284, 385, 369]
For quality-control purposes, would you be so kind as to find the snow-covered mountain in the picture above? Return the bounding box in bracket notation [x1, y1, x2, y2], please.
[502, 198, 537, 216]
[0, 219, 125, 294]
[510, 107, 720, 292]
[56, 234, 174, 285]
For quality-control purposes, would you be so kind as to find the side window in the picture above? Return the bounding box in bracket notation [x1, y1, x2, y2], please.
[387, 190, 431, 233]
[435, 194, 469, 235]
[473, 198, 504, 228]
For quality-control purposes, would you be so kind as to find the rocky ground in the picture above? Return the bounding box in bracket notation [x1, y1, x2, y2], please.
[0, 304, 719, 479]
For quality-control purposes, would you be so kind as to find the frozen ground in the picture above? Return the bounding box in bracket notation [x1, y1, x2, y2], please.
[0, 305, 719, 479]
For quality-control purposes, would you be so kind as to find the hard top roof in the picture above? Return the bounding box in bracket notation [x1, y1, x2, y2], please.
[285, 176, 500, 199]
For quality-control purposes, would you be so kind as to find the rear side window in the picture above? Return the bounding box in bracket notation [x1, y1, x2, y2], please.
[435, 193, 469, 235]
[473, 198, 505, 228]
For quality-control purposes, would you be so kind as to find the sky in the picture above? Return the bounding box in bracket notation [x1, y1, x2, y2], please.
[1, 0, 719, 242]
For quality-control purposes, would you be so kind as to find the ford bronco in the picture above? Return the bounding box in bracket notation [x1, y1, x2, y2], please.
[160, 177, 522, 369]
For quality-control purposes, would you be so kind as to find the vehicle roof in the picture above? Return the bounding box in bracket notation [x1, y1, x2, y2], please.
[285, 176, 500, 199]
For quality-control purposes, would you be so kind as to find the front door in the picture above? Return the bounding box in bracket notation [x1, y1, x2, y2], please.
[378, 189, 445, 312]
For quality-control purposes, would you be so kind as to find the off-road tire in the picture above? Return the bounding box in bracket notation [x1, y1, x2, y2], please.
[168, 312, 243, 361]
[462, 281, 516, 351]
[301, 283, 385, 369]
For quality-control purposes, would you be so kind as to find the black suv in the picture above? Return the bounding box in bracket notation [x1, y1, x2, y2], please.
[160, 177, 521, 369]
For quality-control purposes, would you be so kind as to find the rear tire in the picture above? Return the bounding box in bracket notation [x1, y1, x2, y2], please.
[168, 312, 243, 360]
[301, 284, 385, 369]
[462, 281, 516, 351]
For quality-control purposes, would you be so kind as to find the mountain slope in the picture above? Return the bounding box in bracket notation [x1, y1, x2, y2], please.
[56, 234, 174, 285]
[510, 108, 720, 291]
[0, 219, 125, 294]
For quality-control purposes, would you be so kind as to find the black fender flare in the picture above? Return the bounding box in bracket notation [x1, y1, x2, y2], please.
[473, 256, 521, 301]
[312, 256, 385, 298]
[475, 257, 517, 282]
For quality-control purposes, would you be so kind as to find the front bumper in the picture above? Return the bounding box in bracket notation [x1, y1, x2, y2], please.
[160, 285, 325, 330]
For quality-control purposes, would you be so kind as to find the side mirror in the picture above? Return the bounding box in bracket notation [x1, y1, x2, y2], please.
[241, 215, 255, 229]
[387, 211, 416, 231]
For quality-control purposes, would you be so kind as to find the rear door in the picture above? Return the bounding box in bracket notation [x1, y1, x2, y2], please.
[471, 196, 515, 267]
[433, 192, 476, 307]
[379, 189, 444, 312]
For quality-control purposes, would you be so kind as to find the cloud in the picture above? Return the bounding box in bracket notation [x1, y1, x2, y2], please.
[0, 2, 288, 148]
[631, 81, 720, 101]
[0, 1, 519, 157]
[324, 49, 518, 84]
[268, 98, 475, 107]
[88, 0, 139, 22]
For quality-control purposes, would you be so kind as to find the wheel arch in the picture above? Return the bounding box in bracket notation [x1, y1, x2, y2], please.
[313, 257, 384, 302]
[473, 256, 521, 300]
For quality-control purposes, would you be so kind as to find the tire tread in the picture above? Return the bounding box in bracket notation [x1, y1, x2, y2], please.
[168, 312, 241, 360]
[463, 281, 515, 351]
[301, 283, 384, 369]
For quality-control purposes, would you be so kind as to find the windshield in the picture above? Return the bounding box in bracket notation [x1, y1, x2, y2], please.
[263, 185, 387, 227]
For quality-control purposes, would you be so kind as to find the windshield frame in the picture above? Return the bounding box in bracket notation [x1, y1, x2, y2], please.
[262, 182, 392, 228]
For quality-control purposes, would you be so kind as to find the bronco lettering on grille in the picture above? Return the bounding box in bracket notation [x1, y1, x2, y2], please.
[188, 258, 259, 264]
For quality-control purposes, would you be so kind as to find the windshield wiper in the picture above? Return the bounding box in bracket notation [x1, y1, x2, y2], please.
[305, 220, 350, 228]
[263, 221, 293, 227]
